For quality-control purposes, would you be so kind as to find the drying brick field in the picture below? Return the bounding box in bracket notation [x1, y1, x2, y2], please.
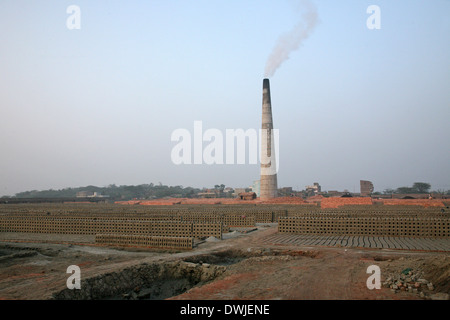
[0, 201, 449, 301]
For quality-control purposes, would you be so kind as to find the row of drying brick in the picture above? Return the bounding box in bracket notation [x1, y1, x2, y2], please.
[182, 214, 259, 225]
[1, 202, 446, 215]
[318, 205, 446, 211]
[95, 234, 194, 250]
[279, 216, 450, 238]
[319, 197, 446, 208]
[0, 213, 260, 226]
[285, 211, 448, 218]
[0, 219, 223, 239]
[0, 204, 279, 214]
[0, 215, 182, 221]
[0, 203, 287, 219]
[381, 199, 445, 207]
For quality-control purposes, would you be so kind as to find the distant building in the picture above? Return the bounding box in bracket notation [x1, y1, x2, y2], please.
[360, 180, 374, 196]
[278, 187, 293, 197]
[327, 190, 345, 197]
[252, 180, 261, 197]
[305, 183, 321, 197]
[92, 192, 109, 198]
[238, 192, 257, 200]
[233, 188, 247, 197]
[76, 191, 94, 198]
[76, 191, 109, 198]
[198, 192, 216, 198]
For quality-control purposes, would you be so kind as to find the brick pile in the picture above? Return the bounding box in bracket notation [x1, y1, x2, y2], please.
[382, 199, 445, 208]
[192, 223, 223, 239]
[320, 197, 373, 209]
[278, 214, 449, 238]
[0, 217, 224, 239]
[95, 234, 193, 250]
[223, 215, 256, 227]
[260, 197, 307, 204]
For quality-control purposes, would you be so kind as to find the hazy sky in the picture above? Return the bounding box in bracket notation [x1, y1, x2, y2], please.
[0, 0, 449, 196]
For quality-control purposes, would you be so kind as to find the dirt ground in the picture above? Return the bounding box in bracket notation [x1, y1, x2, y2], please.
[0, 225, 448, 300]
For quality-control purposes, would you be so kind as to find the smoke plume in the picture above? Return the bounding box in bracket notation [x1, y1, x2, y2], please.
[264, 0, 318, 78]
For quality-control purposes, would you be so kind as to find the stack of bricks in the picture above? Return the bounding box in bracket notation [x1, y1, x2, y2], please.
[179, 213, 222, 224]
[278, 214, 449, 238]
[306, 207, 448, 218]
[148, 221, 193, 237]
[381, 199, 445, 208]
[0, 216, 217, 235]
[248, 211, 275, 223]
[178, 212, 261, 227]
[192, 223, 222, 239]
[0, 217, 152, 235]
[320, 197, 373, 209]
[0, 215, 224, 240]
[222, 215, 256, 227]
[95, 234, 194, 250]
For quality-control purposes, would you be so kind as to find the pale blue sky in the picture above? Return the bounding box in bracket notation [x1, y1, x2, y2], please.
[0, 0, 449, 196]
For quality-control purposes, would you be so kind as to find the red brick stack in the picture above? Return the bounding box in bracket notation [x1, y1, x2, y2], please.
[320, 197, 373, 209]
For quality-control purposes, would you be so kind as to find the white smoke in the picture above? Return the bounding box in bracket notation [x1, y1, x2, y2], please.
[264, 0, 319, 78]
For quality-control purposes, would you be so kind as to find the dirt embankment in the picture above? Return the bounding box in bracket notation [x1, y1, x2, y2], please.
[53, 260, 227, 300]
[169, 248, 449, 300]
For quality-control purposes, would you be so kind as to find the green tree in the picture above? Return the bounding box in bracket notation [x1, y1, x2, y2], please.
[396, 187, 415, 194]
[412, 182, 431, 194]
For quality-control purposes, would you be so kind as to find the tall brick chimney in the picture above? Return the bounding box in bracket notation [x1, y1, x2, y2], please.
[260, 78, 278, 200]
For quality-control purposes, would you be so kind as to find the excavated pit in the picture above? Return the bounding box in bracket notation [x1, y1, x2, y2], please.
[182, 249, 248, 266]
[182, 248, 319, 266]
[52, 248, 320, 300]
[53, 260, 227, 300]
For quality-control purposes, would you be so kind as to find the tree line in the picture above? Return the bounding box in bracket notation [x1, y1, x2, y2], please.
[10, 183, 202, 201]
[375, 182, 449, 195]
